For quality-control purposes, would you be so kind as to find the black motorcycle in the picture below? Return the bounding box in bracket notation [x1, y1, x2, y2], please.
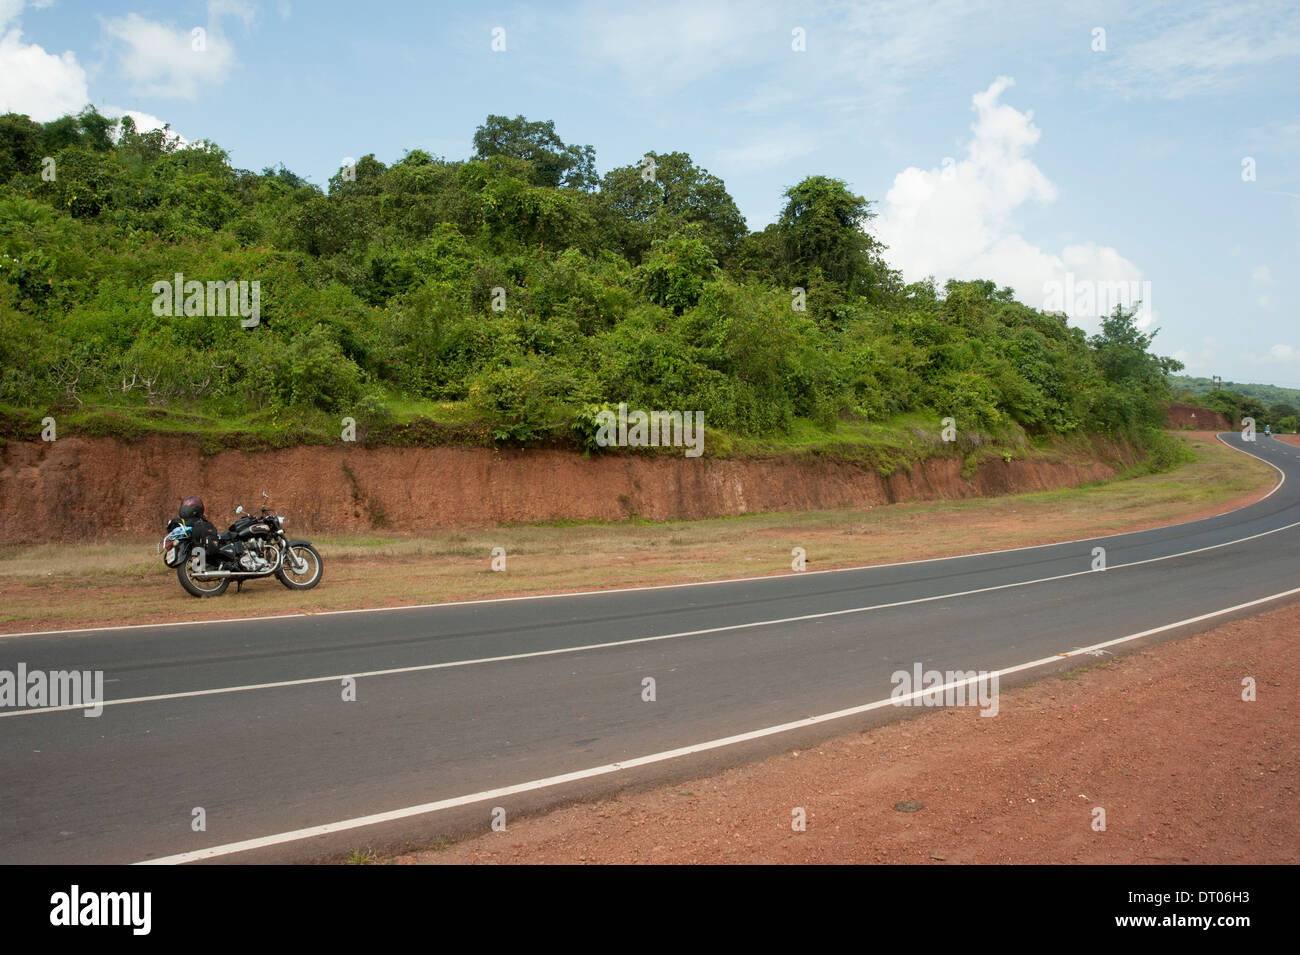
[161, 492, 323, 598]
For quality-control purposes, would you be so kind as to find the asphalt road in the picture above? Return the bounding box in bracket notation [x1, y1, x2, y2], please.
[2, 433, 1298, 864]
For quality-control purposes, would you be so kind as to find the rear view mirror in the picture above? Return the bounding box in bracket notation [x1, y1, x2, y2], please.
[235, 505, 244, 515]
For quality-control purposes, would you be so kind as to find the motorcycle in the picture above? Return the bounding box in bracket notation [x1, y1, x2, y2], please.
[160, 491, 323, 598]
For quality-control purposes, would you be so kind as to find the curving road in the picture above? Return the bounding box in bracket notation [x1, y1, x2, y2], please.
[2, 434, 1299, 864]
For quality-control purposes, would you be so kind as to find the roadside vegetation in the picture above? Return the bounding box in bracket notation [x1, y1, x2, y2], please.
[1170, 377, 1300, 433]
[2, 108, 1188, 462]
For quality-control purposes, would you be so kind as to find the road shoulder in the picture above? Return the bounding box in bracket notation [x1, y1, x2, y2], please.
[393, 598, 1299, 864]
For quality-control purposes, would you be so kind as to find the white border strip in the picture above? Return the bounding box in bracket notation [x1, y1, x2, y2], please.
[136, 582, 1300, 864]
[6, 433, 1283, 640]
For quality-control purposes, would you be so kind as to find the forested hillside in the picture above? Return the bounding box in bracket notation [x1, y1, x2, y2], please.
[1171, 376, 1300, 432]
[1, 107, 1187, 457]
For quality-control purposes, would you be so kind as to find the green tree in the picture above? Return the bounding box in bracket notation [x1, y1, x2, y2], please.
[0, 113, 43, 182]
[1239, 397, 1267, 427]
[776, 175, 881, 294]
[1088, 304, 1180, 388]
[597, 151, 747, 261]
[472, 115, 596, 190]
[39, 106, 116, 154]
[1201, 389, 1244, 423]
[1267, 402, 1297, 423]
[636, 234, 718, 313]
[1086, 303, 1184, 431]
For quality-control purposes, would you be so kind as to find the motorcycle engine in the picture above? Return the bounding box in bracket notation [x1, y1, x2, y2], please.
[238, 543, 270, 572]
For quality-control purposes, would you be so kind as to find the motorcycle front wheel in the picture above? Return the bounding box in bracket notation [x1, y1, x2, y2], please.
[177, 559, 230, 598]
[276, 543, 323, 590]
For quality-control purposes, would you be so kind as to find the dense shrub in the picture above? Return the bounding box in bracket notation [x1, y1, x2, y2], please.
[0, 108, 1184, 460]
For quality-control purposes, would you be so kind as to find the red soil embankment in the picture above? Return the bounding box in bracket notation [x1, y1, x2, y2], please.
[1165, 402, 1229, 431]
[0, 435, 1138, 545]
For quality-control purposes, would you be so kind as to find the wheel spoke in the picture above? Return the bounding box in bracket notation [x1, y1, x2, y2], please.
[284, 547, 318, 583]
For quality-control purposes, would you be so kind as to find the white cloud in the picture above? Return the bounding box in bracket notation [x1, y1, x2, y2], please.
[100, 11, 235, 99]
[710, 0, 1039, 118]
[0, 3, 213, 133]
[832, 0, 1021, 109]
[4, 1, 246, 120]
[1244, 342, 1297, 368]
[0, 1, 23, 29]
[874, 77, 1151, 329]
[0, 2, 90, 122]
[1093, 1, 1300, 100]
[1252, 265, 1272, 283]
[1257, 294, 1271, 309]
[0, 23, 89, 121]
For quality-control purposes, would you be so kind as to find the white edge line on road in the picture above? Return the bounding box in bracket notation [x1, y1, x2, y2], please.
[5, 433, 1282, 640]
[10, 509, 1300, 719]
[134, 581, 1300, 865]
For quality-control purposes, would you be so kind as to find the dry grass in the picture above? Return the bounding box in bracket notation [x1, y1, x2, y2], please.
[0, 435, 1274, 633]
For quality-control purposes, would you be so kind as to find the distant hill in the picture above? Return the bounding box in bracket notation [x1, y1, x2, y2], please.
[1172, 376, 1300, 409]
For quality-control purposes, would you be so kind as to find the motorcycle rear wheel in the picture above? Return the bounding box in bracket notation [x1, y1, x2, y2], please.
[177, 559, 230, 598]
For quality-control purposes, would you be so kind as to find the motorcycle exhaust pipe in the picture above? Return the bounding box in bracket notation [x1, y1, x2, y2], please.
[189, 568, 276, 579]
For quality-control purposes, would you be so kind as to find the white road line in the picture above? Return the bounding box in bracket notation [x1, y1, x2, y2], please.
[9, 510, 1300, 718]
[6, 434, 1282, 640]
[134, 582, 1300, 864]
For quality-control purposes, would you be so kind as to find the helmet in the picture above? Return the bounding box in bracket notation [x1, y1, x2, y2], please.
[179, 495, 205, 520]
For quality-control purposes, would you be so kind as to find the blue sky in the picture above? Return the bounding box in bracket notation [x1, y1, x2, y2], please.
[4, 0, 1298, 388]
